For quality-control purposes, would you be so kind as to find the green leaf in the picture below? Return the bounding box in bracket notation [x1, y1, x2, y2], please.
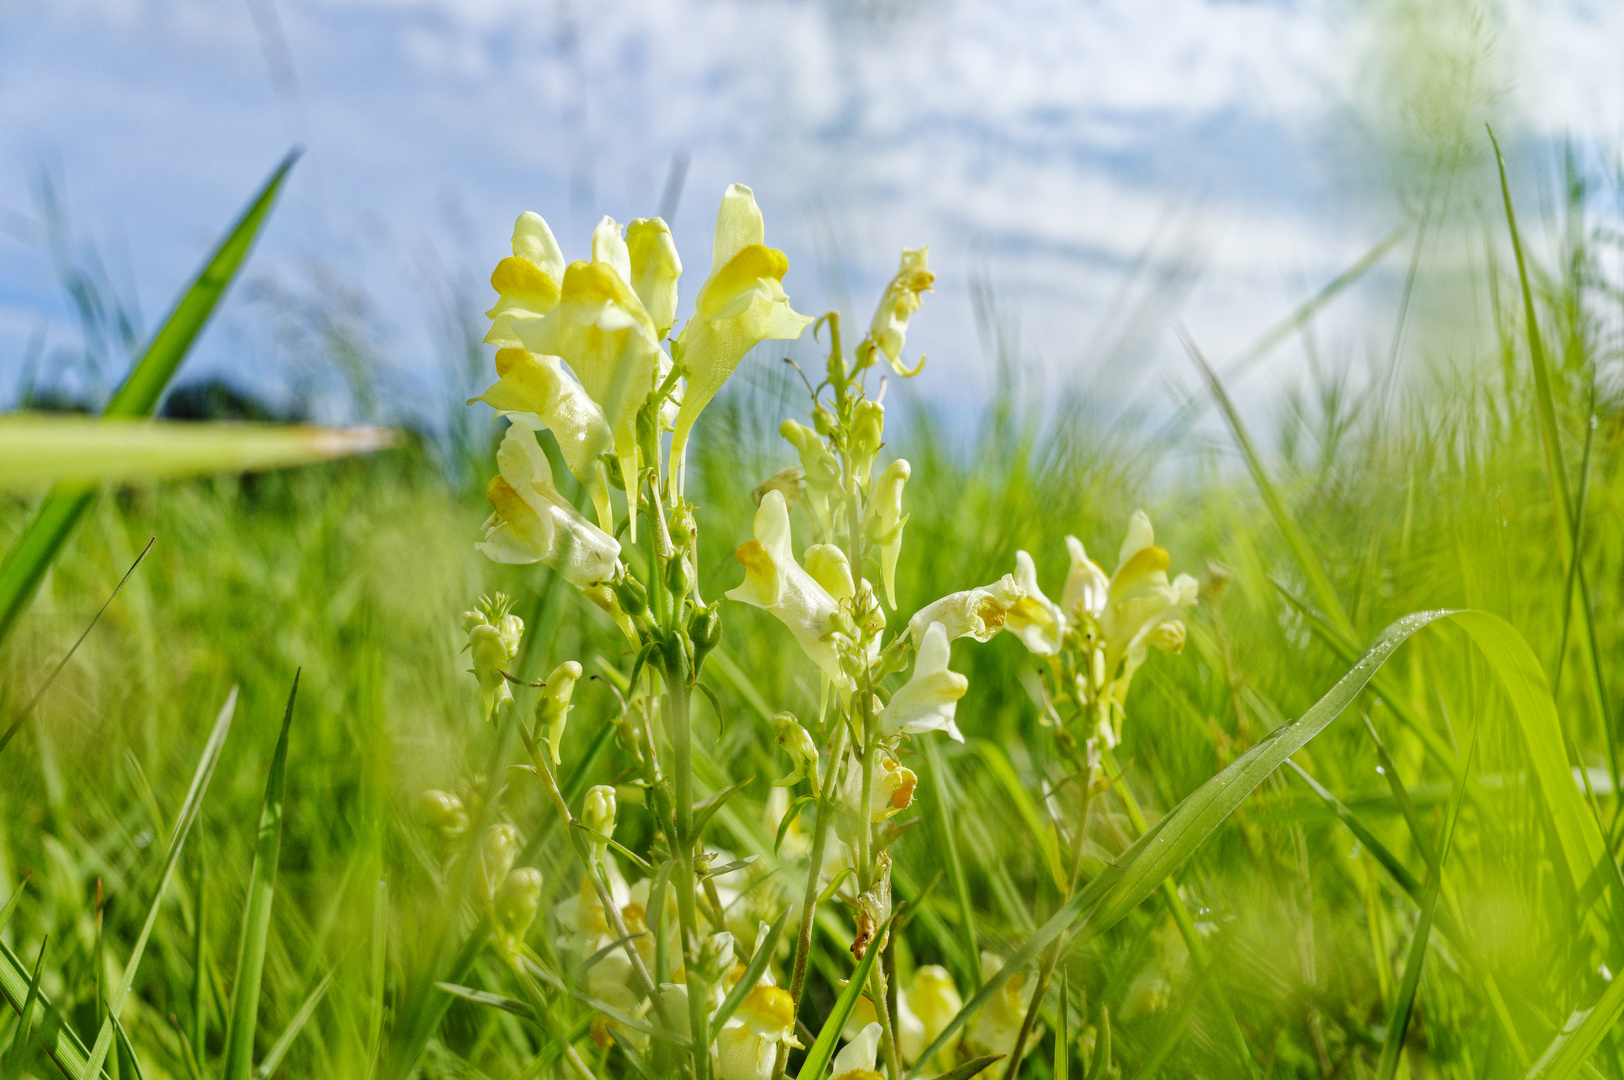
[793, 912, 893, 1080]
[929, 1056, 1005, 1080]
[5, 934, 49, 1071]
[1083, 1006, 1110, 1080]
[79, 687, 239, 1080]
[926, 738, 981, 993]
[223, 672, 299, 1080]
[1, 938, 103, 1080]
[775, 794, 816, 856]
[0, 874, 28, 935]
[691, 774, 756, 839]
[1053, 968, 1069, 1080]
[364, 879, 389, 1075]
[0, 417, 395, 490]
[432, 982, 535, 1020]
[0, 150, 297, 646]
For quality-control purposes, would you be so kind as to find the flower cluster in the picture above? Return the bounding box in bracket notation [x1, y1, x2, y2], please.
[428, 184, 1201, 1080]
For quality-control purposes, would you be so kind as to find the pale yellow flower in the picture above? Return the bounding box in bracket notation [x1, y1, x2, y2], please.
[903, 966, 963, 1070]
[844, 756, 919, 822]
[715, 985, 798, 1080]
[726, 490, 843, 684]
[907, 574, 1025, 647]
[485, 211, 566, 325]
[1005, 549, 1065, 656]
[626, 217, 682, 339]
[869, 247, 934, 376]
[780, 419, 840, 535]
[470, 348, 614, 531]
[490, 217, 666, 540]
[830, 1022, 884, 1080]
[477, 425, 621, 589]
[670, 185, 813, 489]
[879, 621, 967, 742]
[771, 713, 821, 787]
[965, 952, 1041, 1061]
[1101, 511, 1198, 697]
[803, 543, 855, 601]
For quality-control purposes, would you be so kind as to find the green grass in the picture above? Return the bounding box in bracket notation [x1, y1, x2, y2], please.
[7, 152, 1624, 1079]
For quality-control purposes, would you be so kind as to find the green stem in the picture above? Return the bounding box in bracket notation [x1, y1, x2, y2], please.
[667, 657, 712, 1080]
[771, 722, 849, 1080]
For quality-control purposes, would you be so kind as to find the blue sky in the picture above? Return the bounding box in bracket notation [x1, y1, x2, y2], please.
[2, 0, 1621, 429]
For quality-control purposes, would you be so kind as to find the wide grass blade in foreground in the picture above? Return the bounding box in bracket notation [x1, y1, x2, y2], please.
[0, 149, 298, 646]
[0, 417, 397, 489]
[223, 673, 300, 1080]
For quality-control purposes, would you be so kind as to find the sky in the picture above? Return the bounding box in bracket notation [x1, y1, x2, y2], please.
[2, 0, 1623, 433]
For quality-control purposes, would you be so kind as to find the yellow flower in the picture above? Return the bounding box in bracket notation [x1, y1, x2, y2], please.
[780, 419, 840, 535]
[535, 660, 583, 766]
[803, 543, 855, 601]
[906, 574, 1025, 647]
[869, 247, 934, 376]
[868, 460, 910, 610]
[669, 185, 813, 490]
[966, 952, 1041, 1061]
[903, 966, 963, 1070]
[485, 211, 566, 325]
[1061, 536, 1111, 625]
[1006, 549, 1065, 656]
[470, 348, 614, 531]
[879, 621, 967, 742]
[489, 216, 667, 540]
[716, 985, 799, 1080]
[626, 217, 682, 338]
[830, 1022, 884, 1080]
[477, 424, 620, 590]
[725, 489, 844, 684]
[844, 756, 919, 822]
[1101, 510, 1198, 697]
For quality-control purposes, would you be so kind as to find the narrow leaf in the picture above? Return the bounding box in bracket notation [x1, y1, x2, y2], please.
[711, 906, 791, 1034]
[794, 912, 893, 1080]
[79, 686, 238, 1079]
[223, 672, 299, 1080]
[253, 968, 332, 1079]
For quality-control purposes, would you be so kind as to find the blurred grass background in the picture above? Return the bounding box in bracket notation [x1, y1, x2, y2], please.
[5, 131, 1624, 1078]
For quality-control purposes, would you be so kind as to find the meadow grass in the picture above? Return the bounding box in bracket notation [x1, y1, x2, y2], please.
[5, 150, 1624, 1080]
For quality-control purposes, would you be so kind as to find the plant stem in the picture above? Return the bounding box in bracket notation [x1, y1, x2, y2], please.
[771, 722, 849, 1080]
[667, 656, 713, 1080]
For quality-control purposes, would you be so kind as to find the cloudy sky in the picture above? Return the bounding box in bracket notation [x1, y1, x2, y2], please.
[2, 0, 1621, 428]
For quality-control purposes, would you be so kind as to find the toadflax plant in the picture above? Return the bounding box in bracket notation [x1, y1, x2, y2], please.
[441, 184, 1199, 1080]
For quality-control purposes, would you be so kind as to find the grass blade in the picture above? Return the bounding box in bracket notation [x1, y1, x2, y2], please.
[1053, 968, 1068, 1080]
[0, 874, 29, 934]
[80, 686, 239, 1079]
[925, 739, 980, 993]
[223, 671, 299, 1080]
[1083, 1007, 1110, 1080]
[0, 150, 297, 645]
[793, 912, 892, 1080]
[0, 417, 396, 489]
[1, 938, 100, 1079]
[252, 968, 332, 1079]
[0, 539, 153, 756]
[5, 934, 48, 1071]
[364, 879, 388, 1078]
[190, 855, 208, 1070]
[1376, 726, 1477, 1080]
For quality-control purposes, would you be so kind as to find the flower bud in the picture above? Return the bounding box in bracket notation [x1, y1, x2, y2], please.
[582, 785, 617, 842]
[461, 610, 486, 632]
[611, 573, 649, 619]
[695, 930, 735, 985]
[849, 400, 884, 486]
[689, 603, 723, 675]
[812, 403, 838, 437]
[803, 544, 854, 602]
[771, 712, 820, 787]
[535, 660, 584, 765]
[666, 554, 694, 601]
[1149, 619, 1186, 654]
[418, 789, 468, 840]
[481, 823, 520, 897]
[494, 866, 543, 945]
[669, 503, 698, 552]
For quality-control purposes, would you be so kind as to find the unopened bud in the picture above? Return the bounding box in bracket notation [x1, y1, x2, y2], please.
[418, 789, 468, 840]
[666, 555, 694, 601]
[669, 504, 698, 551]
[494, 867, 543, 945]
[695, 930, 735, 984]
[803, 544, 854, 602]
[771, 712, 820, 787]
[481, 823, 520, 896]
[612, 573, 649, 619]
[461, 610, 486, 632]
[849, 400, 884, 485]
[1149, 619, 1187, 655]
[689, 604, 723, 676]
[535, 660, 584, 765]
[636, 398, 661, 472]
[582, 785, 617, 842]
[811, 403, 838, 437]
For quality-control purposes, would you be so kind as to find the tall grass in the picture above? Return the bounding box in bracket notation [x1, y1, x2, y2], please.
[6, 140, 1624, 1079]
